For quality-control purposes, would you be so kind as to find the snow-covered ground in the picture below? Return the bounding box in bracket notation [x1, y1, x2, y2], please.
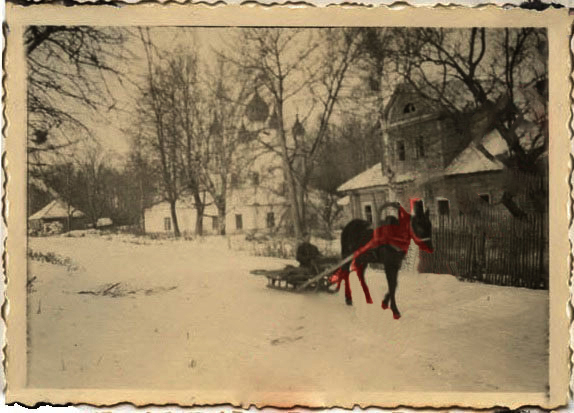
[26, 234, 548, 394]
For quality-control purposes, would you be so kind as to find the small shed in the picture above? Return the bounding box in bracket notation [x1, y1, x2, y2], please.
[28, 199, 87, 233]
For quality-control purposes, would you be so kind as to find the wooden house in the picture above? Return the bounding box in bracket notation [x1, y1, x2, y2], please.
[28, 199, 87, 233]
[338, 84, 542, 222]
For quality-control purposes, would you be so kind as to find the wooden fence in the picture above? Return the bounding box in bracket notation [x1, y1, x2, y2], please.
[418, 211, 548, 289]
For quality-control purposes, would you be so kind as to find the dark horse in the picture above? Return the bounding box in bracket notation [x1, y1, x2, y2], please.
[331, 201, 433, 319]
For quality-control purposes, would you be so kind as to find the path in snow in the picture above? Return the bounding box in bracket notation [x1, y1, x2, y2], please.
[26, 235, 548, 395]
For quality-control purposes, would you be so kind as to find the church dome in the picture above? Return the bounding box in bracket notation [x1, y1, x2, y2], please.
[245, 91, 269, 123]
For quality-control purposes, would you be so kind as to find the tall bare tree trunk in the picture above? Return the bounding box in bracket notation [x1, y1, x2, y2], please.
[193, 192, 204, 236]
[139, 178, 146, 234]
[278, 126, 304, 240]
[169, 199, 181, 237]
[217, 202, 226, 235]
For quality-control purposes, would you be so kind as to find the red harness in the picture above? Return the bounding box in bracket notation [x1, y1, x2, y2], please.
[348, 206, 433, 273]
[329, 206, 433, 283]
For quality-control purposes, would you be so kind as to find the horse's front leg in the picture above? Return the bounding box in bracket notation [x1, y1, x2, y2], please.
[343, 273, 353, 306]
[385, 268, 401, 319]
[382, 292, 390, 310]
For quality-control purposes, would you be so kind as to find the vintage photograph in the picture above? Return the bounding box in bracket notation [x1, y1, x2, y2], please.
[4, 4, 571, 408]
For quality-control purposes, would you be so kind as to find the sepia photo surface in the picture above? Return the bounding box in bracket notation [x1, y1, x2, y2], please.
[4, 4, 571, 409]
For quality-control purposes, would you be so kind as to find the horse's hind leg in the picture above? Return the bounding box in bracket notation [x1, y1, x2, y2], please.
[356, 265, 373, 304]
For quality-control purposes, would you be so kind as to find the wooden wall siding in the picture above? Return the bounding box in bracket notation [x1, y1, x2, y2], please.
[418, 211, 548, 289]
[429, 172, 506, 215]
[386, 117, 446, 175]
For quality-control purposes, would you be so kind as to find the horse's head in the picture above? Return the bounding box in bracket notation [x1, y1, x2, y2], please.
[410, 200, 434, 253]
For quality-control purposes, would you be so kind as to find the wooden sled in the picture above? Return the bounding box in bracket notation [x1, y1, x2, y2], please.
[250, 257, 341, 293]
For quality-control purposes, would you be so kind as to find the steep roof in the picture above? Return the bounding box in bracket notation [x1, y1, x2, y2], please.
[444, 129, 507, 176]
[28, 199, 85, 220]
[337, 163, 414, 193]
[383, 83, 437, 126]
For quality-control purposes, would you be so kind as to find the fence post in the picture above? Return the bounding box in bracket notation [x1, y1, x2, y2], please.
[480, 230, 486, 283]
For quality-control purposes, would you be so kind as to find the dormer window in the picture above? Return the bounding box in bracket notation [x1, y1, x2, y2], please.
[403, 103, 416, 114]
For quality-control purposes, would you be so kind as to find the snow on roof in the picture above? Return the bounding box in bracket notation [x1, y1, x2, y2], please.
[147, 187, 287, 213]
[29, 199, 85, 220]
[147, 197, 219, 216]
[96, 217, 113, 227]
[337, 163, 414, 193]
[338, 163, 387, 192]
[338, 129, 507, 193]
[444, 129, 507, 176]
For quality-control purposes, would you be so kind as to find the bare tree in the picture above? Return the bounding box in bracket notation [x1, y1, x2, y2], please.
[26, 26, 129, 165]
[192, 58, 253, 235]
[162, 49, 207, 236]
[223, 28, 364, 240]
[76, 145, 112, 227]
[125, 134, 158, 232]
[136, 28, 182, 237]
[394, 28, 546, 164]
[359, 27, 547, 214]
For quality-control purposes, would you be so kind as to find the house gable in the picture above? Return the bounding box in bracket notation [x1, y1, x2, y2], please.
[382, 85, 485, 178]
[383, 84, 437, 127]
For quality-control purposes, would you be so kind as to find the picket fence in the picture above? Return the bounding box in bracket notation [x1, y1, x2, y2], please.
[418, 211, 548, 289]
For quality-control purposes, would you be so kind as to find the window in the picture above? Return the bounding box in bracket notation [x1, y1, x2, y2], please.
[363, 204, 373, 224]
[266, 212, 275, 228]
[212, 216, 219, 231]
[397, 141, 406, 161]
[235, 214, 243, 230]
[231, 173, 240, 188]
[403, 103, 416, 114]
[437, 199, 450, 216]
[250, 172, 260, 186]
[415, 136, 425, 159]
[164, 217, 171, 231]
[410, 198, 425, 214]
[479, 193, 491, 204]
